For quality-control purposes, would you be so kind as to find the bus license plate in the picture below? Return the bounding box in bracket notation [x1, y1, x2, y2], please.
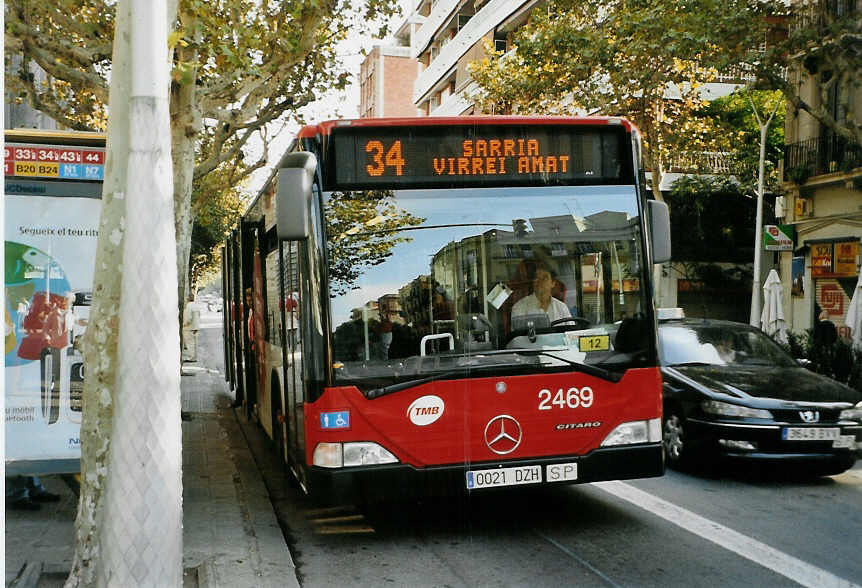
[782, 427, 840, 441]
[466, 465, 542, 489]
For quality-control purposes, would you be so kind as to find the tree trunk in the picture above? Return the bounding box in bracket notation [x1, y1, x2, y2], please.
[170, 19, 201, 340]
[66, 2, 180, 585]
[98, 0, 182, 578]
[64, 3, 131, 585]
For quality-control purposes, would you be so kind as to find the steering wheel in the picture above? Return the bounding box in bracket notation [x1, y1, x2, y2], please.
[551, 316, 590, 329]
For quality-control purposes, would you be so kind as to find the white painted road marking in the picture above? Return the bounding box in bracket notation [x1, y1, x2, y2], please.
[595, 481, 860, 588]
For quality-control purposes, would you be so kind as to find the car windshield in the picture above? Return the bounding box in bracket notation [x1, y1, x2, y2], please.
[326, 185, 652, 391]
[659, 322, 798, 368]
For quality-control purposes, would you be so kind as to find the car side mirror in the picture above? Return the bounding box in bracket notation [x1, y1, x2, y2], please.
[275, 152, 317, 240]
[647, 200, 671, 264]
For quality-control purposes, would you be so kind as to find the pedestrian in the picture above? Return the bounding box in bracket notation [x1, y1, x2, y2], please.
[813, 310, 838, 375]
[5, 475, 60, 510]
[379, 316, 393, 359]
[814, 310, 838, 347]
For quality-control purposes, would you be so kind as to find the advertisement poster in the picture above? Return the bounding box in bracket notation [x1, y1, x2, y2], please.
[833, 241, 858, 277]
[811, 242, 834, 277]
[791, 256, 805, 297]
[5, 176, 102, 470]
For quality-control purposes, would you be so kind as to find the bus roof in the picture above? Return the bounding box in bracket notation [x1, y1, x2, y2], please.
[5, 128, 106, 146]
[296, 115, 634, 139]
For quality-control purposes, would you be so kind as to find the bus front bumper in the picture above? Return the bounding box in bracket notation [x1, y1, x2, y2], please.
[308, 443, 664, 504]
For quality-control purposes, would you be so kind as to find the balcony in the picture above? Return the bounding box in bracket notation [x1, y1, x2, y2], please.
[792, 0, 857, 31]
[783, 136, 862, 183]
[667, 151, 738, 175]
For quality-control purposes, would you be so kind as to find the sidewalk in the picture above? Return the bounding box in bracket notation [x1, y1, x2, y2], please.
[5, 318, 300, 587]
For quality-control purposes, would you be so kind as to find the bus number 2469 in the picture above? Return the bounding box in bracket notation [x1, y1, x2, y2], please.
[538, 387, 594, 410]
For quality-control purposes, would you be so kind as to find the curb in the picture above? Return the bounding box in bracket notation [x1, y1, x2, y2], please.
[229, 407, 302, 588]
[8, 561, 41, 588]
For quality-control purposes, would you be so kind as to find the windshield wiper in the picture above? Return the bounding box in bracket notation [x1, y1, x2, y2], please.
[666, 361, 717, 367]
[366, 363, 531, 399]
[365, 350, 621, 399]
[511, 349, 620, 382]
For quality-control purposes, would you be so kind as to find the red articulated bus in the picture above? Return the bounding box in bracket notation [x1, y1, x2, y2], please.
[223, 116, 671, 503]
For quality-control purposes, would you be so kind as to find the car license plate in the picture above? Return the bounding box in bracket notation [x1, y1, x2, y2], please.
[782, 427, 840, 441]
[466, 465, 542, 489]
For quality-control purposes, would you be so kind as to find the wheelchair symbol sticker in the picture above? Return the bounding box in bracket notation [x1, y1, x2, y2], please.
[320, 411, 350, 430]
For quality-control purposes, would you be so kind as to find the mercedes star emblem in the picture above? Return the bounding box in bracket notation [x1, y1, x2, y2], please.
[484, 415, 522, 455]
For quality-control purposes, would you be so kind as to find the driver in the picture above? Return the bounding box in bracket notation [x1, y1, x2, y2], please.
[511, 263, 571, 322]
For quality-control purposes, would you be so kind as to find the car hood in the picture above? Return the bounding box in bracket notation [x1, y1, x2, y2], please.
[663, 365, 861, 405]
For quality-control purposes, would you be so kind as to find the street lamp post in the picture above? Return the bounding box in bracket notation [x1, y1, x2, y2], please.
[749, 96, 780, 328]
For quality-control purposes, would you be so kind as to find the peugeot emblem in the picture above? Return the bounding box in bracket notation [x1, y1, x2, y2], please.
[799, 410, 820, 423]
[484, 415, 522, 455]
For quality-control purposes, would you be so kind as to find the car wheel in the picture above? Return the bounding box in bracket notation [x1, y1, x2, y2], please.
[663, 414, 687, 467]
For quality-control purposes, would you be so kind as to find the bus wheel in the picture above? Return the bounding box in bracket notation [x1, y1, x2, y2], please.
[663, 413, 687, 468]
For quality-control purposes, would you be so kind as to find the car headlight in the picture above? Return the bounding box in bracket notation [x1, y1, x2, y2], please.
[702, 400, 772, 419]
[839, 402, 862, 422]
[312, 442, 399, 468]
[601, 418, 662, 446]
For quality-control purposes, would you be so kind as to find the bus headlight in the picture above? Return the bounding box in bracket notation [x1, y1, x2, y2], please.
[343, 442, 398, 466]
[601, 418, 661, 447]
[312, 442, 399, 468]
[313, 443, 343, 468]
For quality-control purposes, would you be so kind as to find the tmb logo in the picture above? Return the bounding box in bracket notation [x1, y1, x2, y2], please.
[407, 395, 445, 426]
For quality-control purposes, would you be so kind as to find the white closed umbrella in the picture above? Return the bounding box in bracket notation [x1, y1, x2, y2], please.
[760, 269, 788, 344]
[844, 272, 862, 349]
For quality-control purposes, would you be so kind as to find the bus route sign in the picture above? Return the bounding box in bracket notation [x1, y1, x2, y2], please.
[5, 143, 105, 181]
[328, 124, 631, 190]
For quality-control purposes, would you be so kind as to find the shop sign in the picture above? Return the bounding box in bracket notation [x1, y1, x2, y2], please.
[763, 224, 795, 251]
[811, 243, 833, 277]
[834, 241, 858, 277]
[811, 241, 859, 278]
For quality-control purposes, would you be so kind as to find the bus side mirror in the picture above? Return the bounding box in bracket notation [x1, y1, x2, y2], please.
[647, 200, 671, 264]
[276, 152, 317, 240]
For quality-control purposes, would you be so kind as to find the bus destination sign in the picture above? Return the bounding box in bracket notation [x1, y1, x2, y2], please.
[329, 124, 629, 190]
[5, 143, 105, 181]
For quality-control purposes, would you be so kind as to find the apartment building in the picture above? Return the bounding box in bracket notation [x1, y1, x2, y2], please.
[778, 1, 861, 337]
[409, 0, 533, 117]
[358, 13, 424, 118]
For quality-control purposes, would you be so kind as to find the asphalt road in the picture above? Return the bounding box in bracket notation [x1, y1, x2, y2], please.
[242, 415, 862, 588]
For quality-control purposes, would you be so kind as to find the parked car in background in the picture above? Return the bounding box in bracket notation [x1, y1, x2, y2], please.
[657, 310, 862, 476]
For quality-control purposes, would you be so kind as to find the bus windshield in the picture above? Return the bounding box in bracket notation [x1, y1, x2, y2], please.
[327, 184, 649, 391]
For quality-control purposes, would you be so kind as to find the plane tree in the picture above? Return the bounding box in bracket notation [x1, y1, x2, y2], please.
[468, 0, 774, 199]
[6, 0, 398, 313]
[750, 0, 861, 147]
[5, 1, 399, 585]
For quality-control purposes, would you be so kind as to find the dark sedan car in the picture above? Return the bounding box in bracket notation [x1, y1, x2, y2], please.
[658, 316, 862, 476]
